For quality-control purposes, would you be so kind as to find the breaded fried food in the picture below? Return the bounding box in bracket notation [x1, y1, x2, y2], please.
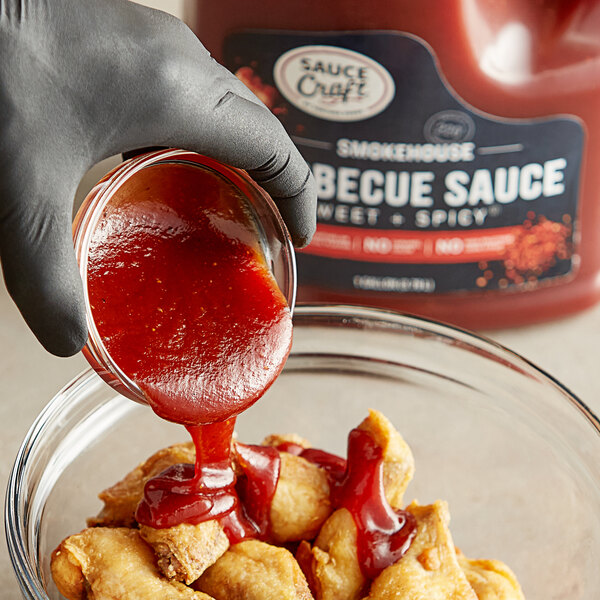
[140, 521, 230, 584]
[88, 442, 195, 527]
[365, 501, 477, 600]
[458, 554, 526, 600]
[294, 410, 415, 599]
[270, 451, 332, 543]
[357, 409, 415, 509]
[194, 539, 314, 600]
[51, 527, 214, 600]
[262, 432, 311, 449]
[52, 412, 526, 600]
[299, 508, 366, 600]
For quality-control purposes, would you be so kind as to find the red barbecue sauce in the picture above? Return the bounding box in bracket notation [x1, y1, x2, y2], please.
[234, 442, 282, 537]
[86, 162, 290, 540]
[135, 420, 281, 542]
[276, 441, 348, 482]
[86, 158, 416, 574]
[333, 429, 417, 580]
[87, 163, 292, 426]
[278, 431, 417, 579]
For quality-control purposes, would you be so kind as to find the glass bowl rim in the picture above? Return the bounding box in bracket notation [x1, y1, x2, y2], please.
[5, 304, 600, 599]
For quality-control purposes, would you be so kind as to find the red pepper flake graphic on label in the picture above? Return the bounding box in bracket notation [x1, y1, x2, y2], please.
[503, 214, 572, 285]
[235, 66, 286, 115]
[475, 213, 573, 289]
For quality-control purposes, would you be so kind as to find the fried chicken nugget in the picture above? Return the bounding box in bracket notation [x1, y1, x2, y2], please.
[458, 554, 526, 600]
[272, 409, 413, 548]
[270, 451, 332, 543]
[357, 409, 415, 509]
[140, 521, 230, 585]
[296, 410, 415, 599]
[50, 527, 214, 600]
[88, 442, 195, 527]
[299, 508, 366, 600]
[261, 432, 332, 542]
[194, 539, 314, 600]
[365, 501, 477, 600]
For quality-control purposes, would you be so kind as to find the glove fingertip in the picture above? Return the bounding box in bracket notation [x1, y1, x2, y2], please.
[274, 175, 317, 249]
[38, 309, 88, 357]
[5, 267, 88, 357]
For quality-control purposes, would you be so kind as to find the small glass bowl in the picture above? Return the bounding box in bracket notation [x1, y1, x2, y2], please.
[72, 148, 296, 404]
[6, 305, 600, 599]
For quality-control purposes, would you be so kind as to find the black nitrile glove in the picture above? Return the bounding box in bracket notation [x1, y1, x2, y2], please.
[0, 0, 316, 357]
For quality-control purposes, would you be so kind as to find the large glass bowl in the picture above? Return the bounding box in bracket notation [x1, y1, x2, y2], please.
[6, 305, 600, 599]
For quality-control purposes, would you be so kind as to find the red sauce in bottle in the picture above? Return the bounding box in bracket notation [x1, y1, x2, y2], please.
[189, 0, 600, 329]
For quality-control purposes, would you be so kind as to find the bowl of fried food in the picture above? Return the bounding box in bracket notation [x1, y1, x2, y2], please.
[6, 305, 600, 600]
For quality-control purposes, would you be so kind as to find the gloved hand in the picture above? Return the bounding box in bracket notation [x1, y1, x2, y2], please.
[0, 0, 316, 357]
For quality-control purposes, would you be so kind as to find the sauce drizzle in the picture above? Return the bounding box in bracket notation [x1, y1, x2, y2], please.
[279, 431, 416, 579]
[333, 429, 417, 580]
[88, 161, 291, 542]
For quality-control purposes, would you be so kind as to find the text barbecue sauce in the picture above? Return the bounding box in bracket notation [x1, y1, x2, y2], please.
[86, 162, 291, 541]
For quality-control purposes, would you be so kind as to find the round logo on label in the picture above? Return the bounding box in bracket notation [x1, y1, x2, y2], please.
[423, 110, 476, 143]
[273, 45, 395, 122]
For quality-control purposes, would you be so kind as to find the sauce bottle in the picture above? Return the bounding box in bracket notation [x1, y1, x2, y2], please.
[187, 0, 600, 329]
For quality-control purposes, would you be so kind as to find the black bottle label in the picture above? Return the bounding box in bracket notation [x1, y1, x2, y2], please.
[225, 30, 584, 294]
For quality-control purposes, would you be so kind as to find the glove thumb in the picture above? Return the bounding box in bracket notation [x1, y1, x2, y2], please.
[0, 178, 87, 357]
